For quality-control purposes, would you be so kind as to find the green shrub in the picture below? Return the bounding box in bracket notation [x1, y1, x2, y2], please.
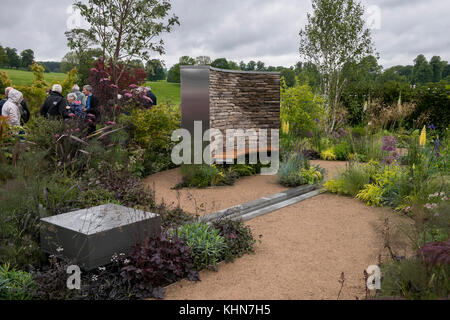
[349, 132, 385, 162]
[320, 149, 336, 161]
[280, 79, 324, 136]
[0, 174, 81, 268]
[379, 256, 449, 300]
[172, 223, 226, 270]
[351, 127, 366, 137]
[299, 166, 324, 185]
[0, 71, 12, 96]
[142, 147, 175, 176]
[278, 152, 309, 187]
[324, 163, 371, 196]
[158, 207, 196, 230]
[84, 167, 155, 210]
[356, 183, 384, 206]
[230, 164, 258, 177]
[0, 263, 35, 300]
[278, 153, 324, 187]
[124, 104, 180, 150]
[333, 141, 351, 160]
[212, 219, 256, 262]
[178, 164, 224, 188]
[77, 188, 117, 208]
[25, 117, 65, 152]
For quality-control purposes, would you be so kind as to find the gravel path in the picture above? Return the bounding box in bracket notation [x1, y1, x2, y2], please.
[143, 161, 408, 300]
[162, 194, 405, 300]
[142, 160, 347, 215]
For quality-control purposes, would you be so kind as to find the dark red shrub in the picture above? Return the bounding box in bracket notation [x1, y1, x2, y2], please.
[88, 61, 116, 107]
[121, 233, 199, 297]
[417, 240, 450, 268]
[91, 59, 147, 92]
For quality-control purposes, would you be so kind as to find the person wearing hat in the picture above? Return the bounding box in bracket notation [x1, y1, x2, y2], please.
[0, 87, 30, 124]
[1, 88, 24, 126]
[40, 84, 70, 119]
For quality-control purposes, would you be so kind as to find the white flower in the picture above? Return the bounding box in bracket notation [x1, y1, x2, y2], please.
[56, 246, 64, 252]
[124, 259, 130, 265]
[91, 275, 98, 282]
[98, 267, 106, 272]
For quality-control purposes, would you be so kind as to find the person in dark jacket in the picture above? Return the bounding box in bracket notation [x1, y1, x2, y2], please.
[40, 84, 69, 119]
[82, 85, 100, 118]
[145, 86, 157, 107]
[82, 85, 100, 133]
[0, 87, 31, 124]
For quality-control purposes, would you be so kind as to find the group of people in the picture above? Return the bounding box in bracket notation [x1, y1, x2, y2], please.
[40, 84, 100, 122]
[0, 83, 157, 129]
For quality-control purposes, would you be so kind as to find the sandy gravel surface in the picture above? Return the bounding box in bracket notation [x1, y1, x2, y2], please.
[142, 161, 410, 300]
[143, 160, 347, 215]
[143, 169, 287, 215]
[163, 194, 408, 300]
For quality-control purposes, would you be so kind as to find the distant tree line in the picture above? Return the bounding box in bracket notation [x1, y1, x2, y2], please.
[165, 56, 310, 86]
[382, 54, 450, 85]
[164, 54, 450, 90]
[0, 44, 35, 70]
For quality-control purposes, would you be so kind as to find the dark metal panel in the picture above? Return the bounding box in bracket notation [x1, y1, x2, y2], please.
[180, 66, 210, 136]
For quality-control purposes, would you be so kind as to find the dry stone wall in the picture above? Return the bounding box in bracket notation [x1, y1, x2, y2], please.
[209, 68, 280, 157]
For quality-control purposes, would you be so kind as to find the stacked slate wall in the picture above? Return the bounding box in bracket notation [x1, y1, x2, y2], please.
[208, 68, 280, 157]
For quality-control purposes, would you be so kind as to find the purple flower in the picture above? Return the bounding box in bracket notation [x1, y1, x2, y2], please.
[124, 93, 133, 99]
[427, 124, 436, 130]
[382, 152, 400, 165]
[229, 233, 237, 239]
[129, 84, 139, 89]
[110, 84, 119, 89]
[142, 95, 152, 102]
[315, 118, 320, 124]
[382, 136, 397, 152]
[434, 138, 440, 156]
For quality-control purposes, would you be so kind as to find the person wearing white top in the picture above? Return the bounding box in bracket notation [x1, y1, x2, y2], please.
[1, 88, 23, 127]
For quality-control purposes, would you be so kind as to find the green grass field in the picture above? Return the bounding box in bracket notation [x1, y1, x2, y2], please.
[1, 68, 67, 86]
[1, 68, 181, 106]
[145, 80, 181, 106]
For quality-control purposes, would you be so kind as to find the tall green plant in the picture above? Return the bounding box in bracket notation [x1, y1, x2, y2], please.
[280, 78, 324, 136]
[172, 223, 226, 270]
[299, 0, 376, 133]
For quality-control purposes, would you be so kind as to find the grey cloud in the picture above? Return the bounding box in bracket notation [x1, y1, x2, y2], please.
[0, 0, 448, 69]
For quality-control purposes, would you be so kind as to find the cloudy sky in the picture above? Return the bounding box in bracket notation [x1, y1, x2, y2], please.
[0, 0, 449, 69]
